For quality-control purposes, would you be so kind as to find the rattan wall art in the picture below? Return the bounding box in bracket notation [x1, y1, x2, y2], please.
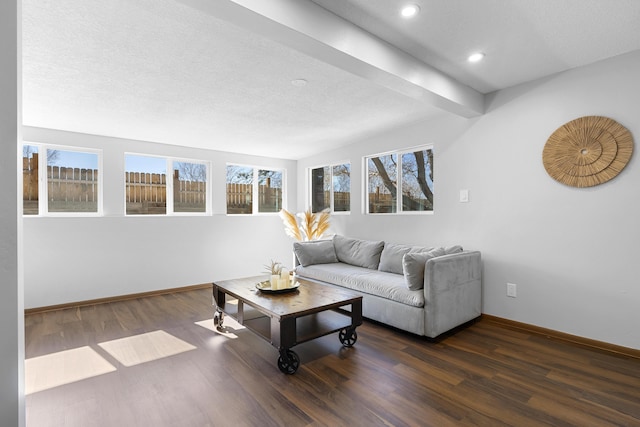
[542, 116, 633, 188]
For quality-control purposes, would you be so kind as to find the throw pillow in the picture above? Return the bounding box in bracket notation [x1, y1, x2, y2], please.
[293, 240, 338, 267]
[378, 243, 414, 275]
[333, 235, 384, 270]
[402, 247, 446, 290]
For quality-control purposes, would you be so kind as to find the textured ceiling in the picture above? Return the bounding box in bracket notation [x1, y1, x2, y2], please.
[22, 0, 640, 159]
[313, 0, 640, 94]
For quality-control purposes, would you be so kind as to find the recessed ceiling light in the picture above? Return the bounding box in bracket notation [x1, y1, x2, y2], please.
[467, 52, 485, 63]
[291, 79, 307, 87]
[400, 4, 420, 18]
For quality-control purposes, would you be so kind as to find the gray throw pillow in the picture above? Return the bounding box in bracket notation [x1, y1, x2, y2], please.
[293, 240, 338, 267]
[402, 247, 446, 290]
[379, 244, 436, 275]
[378, 243, 413, 275]
[333, 235, 384, 270]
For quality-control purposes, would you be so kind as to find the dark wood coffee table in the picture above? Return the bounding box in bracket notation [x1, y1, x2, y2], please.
[211, 276, 363, 374]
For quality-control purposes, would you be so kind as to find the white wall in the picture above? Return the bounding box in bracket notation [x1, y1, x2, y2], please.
[297, 50, 640, 350]
[22, 51, 640, 350]
[22, 127, 298, 308]
[1, 0, 24, 425]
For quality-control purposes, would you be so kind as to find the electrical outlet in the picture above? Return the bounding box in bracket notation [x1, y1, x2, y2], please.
[507, 283, 517, 298]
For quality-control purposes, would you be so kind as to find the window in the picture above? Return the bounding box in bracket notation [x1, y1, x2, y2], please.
[22, 143, 102, 215]
[310, 163, 350, 213]
[125, 155, 167, 215]
[226, 165, 253, 214]
[226, 164, 284, 214]
[258, 169, 283, 213]
[173, 161, 207, 213]
[125, 154, 209, 215]
[22, 145, 39, 215]
[366, 147, 433, 214]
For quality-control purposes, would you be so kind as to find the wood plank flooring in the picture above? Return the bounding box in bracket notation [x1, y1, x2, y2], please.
[25, 288, 640, 426]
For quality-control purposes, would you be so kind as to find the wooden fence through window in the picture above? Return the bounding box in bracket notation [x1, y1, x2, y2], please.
[368, 188, 394, 213]
[125, 170, 208, 214]
[315, 191, 350, 211]
[226, 182, 282, 214]
[23, 154, 39, 214]
[173, 170, 206, 212]
[367, 187, 431, 213]
[23, 155, 283, 215]
[23, 153, 99, 213]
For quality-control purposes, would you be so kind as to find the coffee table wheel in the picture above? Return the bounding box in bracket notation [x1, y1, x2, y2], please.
[213, 311, 224, 329]
[277, 350, 300, 375]
[339, 328, 357, 347]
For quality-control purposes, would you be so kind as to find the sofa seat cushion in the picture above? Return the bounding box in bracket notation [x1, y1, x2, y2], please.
[295, 263, 425, 308]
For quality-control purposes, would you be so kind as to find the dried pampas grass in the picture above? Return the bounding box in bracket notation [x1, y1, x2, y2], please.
[279, 209, 302, 241]
[314, 210, 331, 238]
[279, 208, 331, 241]
[299, 210, 315, 241]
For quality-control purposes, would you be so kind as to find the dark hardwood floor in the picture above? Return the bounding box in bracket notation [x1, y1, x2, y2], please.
[25, 288, 640, 427]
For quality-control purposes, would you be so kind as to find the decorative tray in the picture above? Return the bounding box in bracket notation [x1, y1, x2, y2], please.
[256, 280, 300, 294]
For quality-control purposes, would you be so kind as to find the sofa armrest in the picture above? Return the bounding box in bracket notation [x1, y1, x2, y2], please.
[423, 251, 482, 338]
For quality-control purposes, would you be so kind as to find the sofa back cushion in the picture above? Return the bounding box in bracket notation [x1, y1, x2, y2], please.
[294, 240, 338, 267]
[378, 243, 435, 275]
[403, 247, 446, 290]
[333, 235, 384, 270]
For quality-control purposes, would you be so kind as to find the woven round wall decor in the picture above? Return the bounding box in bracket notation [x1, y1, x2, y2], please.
[542, 116, 633, 188]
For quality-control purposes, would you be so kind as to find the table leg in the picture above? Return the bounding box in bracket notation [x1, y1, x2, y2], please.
[351, 299, 363, 327]
[212, 285, 225, 329]
[339, 299, 362, 347]
[273, 317, 299, 374]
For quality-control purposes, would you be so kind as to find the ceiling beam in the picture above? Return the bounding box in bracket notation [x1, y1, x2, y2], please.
[177, 0, 484, 118]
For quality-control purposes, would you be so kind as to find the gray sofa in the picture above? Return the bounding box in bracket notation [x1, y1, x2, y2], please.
[293, 235, 482, 338]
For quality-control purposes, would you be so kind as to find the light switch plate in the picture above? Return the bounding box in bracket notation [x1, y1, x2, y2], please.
[459, 189, 469, 203]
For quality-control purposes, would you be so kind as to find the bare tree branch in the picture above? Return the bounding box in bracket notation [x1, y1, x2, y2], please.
[176, 162, 206, 182]
[414, 150, 433, 206]
[371, 157, 397, 197]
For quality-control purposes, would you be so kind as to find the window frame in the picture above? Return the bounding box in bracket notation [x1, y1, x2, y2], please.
[308, 161, 351, 214]
[364, 145, 434, 215]
[124, 152, 211, 216]
[225, 163, 286, 216]
[22, 142, 104, 217]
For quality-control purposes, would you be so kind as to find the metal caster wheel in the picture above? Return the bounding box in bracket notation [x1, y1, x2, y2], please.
[339, 328, 357, 347]
[277, 350, 300, 374]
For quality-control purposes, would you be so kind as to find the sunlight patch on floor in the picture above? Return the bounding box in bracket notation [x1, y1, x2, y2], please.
[98, 330, 196, 367]
[195, 316, 245, 339]
[25, 346, 116, 395]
